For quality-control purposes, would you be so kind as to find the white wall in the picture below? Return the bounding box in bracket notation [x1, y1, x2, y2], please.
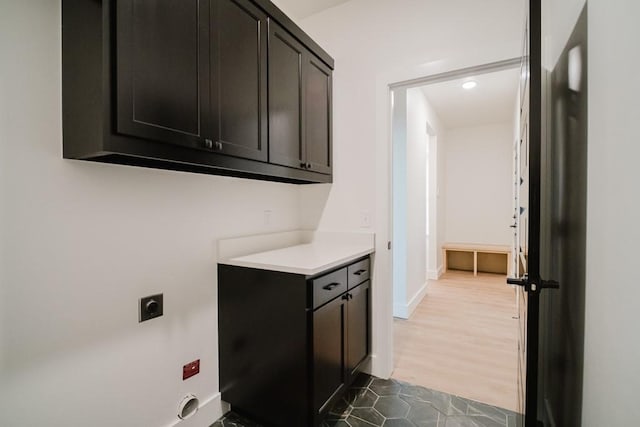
[443, 123, 514, 246]
[583, 0, 640, 425]
[393, 87, 445, 319]
[436, 128, 447, 273]
[298, 0, 524, 233]
[392, 89, 408, 316]
[393, 87, 431, 319]
[298, 0, 523, 376]
[405, 88, 429, 307]
[0, 2, 302, 426]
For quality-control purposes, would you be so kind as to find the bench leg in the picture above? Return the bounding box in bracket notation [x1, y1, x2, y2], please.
[443, 249, 447, 275]
[473, 251, 478, 276]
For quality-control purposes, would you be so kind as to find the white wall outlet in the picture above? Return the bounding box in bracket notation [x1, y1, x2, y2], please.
[360, 210, 371, 228]
[263, 210, 272, 226]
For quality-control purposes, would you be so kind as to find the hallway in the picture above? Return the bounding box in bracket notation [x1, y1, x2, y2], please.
[392, 272, 518, 411]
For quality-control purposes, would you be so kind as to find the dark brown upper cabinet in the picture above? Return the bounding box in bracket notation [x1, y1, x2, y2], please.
[62, 0, 333, 184]
[211, 0, 268, 162]
[115, 0, 210, 150]
[269, 21, 332, 175]
[304, 55, 332, 174]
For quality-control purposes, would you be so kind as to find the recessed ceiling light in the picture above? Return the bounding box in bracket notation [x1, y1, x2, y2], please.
[462, 81, 477, 90]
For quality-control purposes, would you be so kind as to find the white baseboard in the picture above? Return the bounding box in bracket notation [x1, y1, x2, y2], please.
[393, 303, 408, 319]
[168, 392, 226, 427]
[437, 264, 444, 278]
[393, 281, 429, 320]
[369, 353, 393, 379]
[427, 269, 438, 280]
[407, 282, 428, 317]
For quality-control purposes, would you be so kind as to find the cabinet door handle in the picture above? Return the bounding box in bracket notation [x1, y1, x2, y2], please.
[353, 269, 366, 276]
[300, 162, 307, 169]
[306, 162, 312, 169]
[215, 141, 223, 151]
[204, 139, 213, 149]
[322, 282, 340, 290]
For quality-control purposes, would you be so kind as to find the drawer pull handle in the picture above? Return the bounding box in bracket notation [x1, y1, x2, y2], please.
[353, 269, 366, 275]
[322, 282, 340, 290]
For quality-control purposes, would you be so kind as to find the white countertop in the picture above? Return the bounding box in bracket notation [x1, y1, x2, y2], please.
[220, 240, 374, 276]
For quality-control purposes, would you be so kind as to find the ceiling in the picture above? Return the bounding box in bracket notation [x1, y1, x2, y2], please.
[420, 68, 520, 129]
[274, 0, 352, 20]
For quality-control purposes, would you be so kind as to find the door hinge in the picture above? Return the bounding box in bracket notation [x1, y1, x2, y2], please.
[387, 241, 392, 250]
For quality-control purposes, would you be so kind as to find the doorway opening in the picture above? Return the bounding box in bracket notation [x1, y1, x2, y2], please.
[389, 59, 521, 411]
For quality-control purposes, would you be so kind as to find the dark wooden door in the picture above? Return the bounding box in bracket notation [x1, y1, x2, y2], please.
[304, 54, 332, 174]
[514, 4, 531, 416]
[346, 281, 369, 378]
[116, 0, 209, 148]
[210, 0, 268, 161]
[538, 6, 588, 427]
[511, 2, 588, 426]
[313, 295, 346, 414]
[512, 1, 542, 425]
[268, 21, 305, 169]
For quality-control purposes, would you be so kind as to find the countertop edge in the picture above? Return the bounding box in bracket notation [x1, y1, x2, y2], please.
[219, 247, 374, 276]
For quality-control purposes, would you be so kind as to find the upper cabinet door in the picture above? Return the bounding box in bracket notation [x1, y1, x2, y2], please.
[211, 0, 268, 161]
[304, 54, 332, 175]
[116, 0, 210, 149]
[268, 21, 305, 169]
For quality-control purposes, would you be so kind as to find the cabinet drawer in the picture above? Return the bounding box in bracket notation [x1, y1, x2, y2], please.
[348, 258, 370, 289]
[312, 268, 347, 309]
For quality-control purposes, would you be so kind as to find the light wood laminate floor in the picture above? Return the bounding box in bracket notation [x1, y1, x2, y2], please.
[392, 271, 519, 411]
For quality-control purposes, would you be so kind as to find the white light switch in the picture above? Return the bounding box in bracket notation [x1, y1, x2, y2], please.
[360, 210, 371, 228]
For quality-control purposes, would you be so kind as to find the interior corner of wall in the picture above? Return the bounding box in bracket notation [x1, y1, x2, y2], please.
[406, 282, 429, 317]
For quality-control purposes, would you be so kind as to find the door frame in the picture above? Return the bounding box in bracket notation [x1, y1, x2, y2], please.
[370, 57, 522, 379]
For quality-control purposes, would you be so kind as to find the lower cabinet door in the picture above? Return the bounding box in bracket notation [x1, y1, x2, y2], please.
[347, 280, 370, 377]
[313, 295, 347, 413]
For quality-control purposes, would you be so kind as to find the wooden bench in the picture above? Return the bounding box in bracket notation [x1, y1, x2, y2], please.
[443, 243, 511, 276]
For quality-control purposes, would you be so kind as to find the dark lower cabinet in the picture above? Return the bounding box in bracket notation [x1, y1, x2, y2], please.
[218, 256, 371, 427]
[313, 293, 347, 413]
[313, 279, 370, 415]
[62, 0, 333, 184]
[347, 281, 370, 377]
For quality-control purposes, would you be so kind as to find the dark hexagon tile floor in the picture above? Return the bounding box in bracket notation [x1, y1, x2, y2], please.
[211, 375, 518, 427]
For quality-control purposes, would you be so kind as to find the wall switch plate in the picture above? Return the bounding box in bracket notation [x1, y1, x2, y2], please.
[183, 359, 200, 380]
[360, 210, 371, 228]
[139, 294, 163, 322]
